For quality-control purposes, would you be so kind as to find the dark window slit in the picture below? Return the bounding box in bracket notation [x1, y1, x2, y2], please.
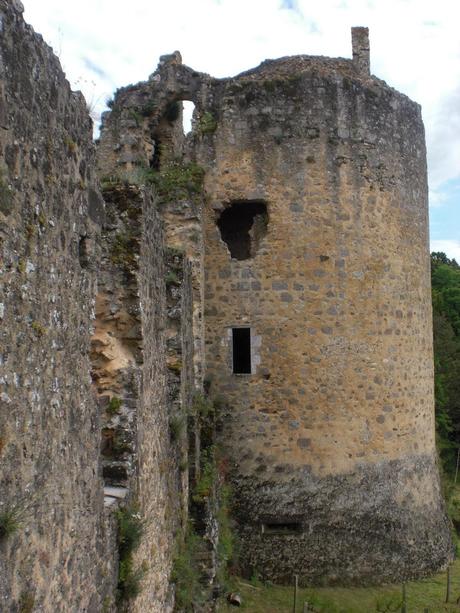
[232, 327, 251, 374]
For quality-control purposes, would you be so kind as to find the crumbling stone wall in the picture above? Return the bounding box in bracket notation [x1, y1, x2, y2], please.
[96, 59, 223, 606]
[0, 1, 116, 610]
[1, 0, 454, 607]
[97, 60, 207, 385]
[90, 177, 195, 611]
[0, 4, 197, 611]
[130, 191, 194, 613]
[96, 35, 454, 586]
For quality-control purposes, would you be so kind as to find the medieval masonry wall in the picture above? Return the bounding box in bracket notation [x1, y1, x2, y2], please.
[0, 3, 196, 612]
[0, 1, 116, 610]
[0, 2, 455, 611]
[91, 178, 195, 612]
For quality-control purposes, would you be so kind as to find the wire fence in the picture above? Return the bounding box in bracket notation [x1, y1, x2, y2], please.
[288, 565, 460, 613]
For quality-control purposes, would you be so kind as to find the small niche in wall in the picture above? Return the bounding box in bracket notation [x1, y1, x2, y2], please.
[164, 100, 181, 123]
[150, 137, 161, 169]
[261, 522, 302, 536]
[217, 200, 268, 260]
[232, 327, 251, 374]
[78, 236, 91, 269]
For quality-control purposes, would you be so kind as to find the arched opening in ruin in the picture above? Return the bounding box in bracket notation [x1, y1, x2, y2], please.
[182, 100, 195, 134]
[217, 200, 268, 260]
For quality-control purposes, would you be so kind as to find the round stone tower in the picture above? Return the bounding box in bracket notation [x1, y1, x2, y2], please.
[200, 28, 453, 584]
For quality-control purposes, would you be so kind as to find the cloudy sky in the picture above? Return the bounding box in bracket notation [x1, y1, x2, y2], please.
[22, 0, 460, 260]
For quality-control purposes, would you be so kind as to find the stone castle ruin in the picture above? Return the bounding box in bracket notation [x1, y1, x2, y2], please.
[0, 1, 454, 610]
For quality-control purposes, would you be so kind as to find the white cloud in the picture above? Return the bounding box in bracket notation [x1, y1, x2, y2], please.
[425, 85, 460, 190]
[430, 240, 460, 262]
[21, 0, 460, 196]
[428, 189, 447, 208]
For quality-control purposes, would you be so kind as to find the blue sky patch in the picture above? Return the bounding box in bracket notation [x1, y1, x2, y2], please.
[430, 177, 460, 242]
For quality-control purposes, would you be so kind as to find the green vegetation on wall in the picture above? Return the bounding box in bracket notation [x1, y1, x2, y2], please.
[109, 230, 139, 271]
[0, 503, 25, 540]
[170, 392, 237, 609]
[145, 161, 204, 206]
[0, 169, 13, 215]
[216, 482, 235, 588]
[107, 396, 122, 416]
[171, 524, 205, 611]
[18, 591, 35, 613]
[116, 505, 145, 603]
[100, 160, 205, 209]
[198, 111, 217, 135]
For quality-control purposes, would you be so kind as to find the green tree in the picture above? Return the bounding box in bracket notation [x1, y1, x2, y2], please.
[431, 252, 460, 471]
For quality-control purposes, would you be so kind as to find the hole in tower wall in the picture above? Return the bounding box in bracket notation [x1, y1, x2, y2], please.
[232, 327, 251, 374]
[217, 200, 268, 260]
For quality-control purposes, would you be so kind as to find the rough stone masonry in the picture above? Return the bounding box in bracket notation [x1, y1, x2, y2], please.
[0, 3, 454, 612]
[0, 0, 116, 610]
[199, 29, 454, 583]
[0, 2, 194, 611]
[97, 26, 454, 586]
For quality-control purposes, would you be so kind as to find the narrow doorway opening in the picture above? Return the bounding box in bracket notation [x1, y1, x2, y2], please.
[232, 328, 251, 374]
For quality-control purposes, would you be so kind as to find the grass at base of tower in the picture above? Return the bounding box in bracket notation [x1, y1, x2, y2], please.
[218, 558, 460, 612]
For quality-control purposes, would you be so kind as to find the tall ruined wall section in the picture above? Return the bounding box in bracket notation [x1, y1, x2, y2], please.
[0, 4, 197, 612]
[96, 58, 222, 607]
[0, 1, 116, 610]
[97, 56, 208, 386]
[91, 178, 195, 612]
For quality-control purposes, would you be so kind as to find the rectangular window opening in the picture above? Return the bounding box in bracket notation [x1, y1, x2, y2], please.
[262, 522, 302, 536]
[232, 327, 251, 374]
